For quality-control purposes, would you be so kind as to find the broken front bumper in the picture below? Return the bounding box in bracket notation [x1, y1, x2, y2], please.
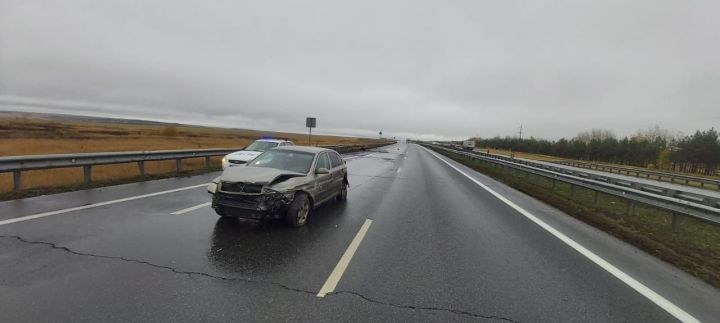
[211, 192, 291, 220]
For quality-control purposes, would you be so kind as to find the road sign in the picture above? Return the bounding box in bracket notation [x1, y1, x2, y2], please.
[306, 117, 316, 145]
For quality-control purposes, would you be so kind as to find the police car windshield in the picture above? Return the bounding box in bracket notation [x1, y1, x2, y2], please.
[245, 141, 279, 151]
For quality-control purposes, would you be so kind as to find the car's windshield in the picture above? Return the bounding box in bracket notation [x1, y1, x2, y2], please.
[245, 141, 279, 151]
[247, 150, 315, 173]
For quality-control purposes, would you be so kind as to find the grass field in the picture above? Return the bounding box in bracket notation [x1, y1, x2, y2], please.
[435, 147, 720, 288]
[0, 113, 389, 193]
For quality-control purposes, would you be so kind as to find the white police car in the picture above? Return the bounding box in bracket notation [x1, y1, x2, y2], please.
[221, 139, 294, 169]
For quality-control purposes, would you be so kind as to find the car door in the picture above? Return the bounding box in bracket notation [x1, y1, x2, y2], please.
[327, 151, 346, 194]
[313, 152, 334, 203]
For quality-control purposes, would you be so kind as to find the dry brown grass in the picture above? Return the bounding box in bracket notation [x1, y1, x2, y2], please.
[0, 115, 388, 192]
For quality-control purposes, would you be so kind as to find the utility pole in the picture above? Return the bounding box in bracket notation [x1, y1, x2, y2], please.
[518, 124, 523, 140]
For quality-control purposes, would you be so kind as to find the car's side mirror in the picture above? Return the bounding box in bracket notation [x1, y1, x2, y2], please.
[316, 168, 330, 175]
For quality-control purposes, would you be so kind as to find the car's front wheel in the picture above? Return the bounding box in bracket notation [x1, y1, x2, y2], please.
[285, 193, 310, 227]
[336, 182, 348, 201]
[214, 207, 232, 218]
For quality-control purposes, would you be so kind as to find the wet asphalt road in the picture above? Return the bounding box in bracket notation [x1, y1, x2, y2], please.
[1, 143, 719, 322]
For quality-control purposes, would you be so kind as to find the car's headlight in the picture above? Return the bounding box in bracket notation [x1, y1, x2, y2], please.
[207, 182, 218, 194]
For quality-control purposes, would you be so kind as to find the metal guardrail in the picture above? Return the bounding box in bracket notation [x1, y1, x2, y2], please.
[552, 160, 720, 190]
[425, 145, 720, 227]
[0, 142, 392, 192]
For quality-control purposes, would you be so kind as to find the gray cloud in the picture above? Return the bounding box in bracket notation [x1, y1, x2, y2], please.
[1, 0, 719, 140]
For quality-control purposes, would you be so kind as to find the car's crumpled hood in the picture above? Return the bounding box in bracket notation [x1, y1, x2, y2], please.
[225, 150, 263, 161]
[220, 166, 305, 185]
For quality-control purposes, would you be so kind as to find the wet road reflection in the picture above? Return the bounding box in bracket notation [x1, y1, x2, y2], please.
[207, 201, 350, 276]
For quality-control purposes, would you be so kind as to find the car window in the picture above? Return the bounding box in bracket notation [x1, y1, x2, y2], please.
[315, 153, 331, 171]
[329, 152, 343, 168]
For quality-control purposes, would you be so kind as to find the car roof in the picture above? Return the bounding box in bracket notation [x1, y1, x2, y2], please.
[274, 146, 333, 154]
[255, 139, 292, 143]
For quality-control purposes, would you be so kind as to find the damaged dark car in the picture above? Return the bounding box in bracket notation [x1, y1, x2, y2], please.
[207, 146, 348, 227]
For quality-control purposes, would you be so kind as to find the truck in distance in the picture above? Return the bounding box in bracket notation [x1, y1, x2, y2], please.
[462, 140, 476, 151]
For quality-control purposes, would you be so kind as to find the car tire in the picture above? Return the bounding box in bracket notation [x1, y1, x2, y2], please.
[215, 207, 231, 218]
[285, 193, 310, 227]
[336, 182, 348, 201]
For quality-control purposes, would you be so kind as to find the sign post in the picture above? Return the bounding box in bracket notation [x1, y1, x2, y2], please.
[306, 117, 316, 145]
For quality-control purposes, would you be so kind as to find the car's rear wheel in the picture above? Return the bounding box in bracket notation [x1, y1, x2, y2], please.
[285, 193, 310, 227]
[336, 182, 348, 201]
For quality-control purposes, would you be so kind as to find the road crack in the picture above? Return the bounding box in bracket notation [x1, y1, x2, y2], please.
[0, 235, 315, 296]
[2, 235, 518, 322]
[327, 291, 520, 322]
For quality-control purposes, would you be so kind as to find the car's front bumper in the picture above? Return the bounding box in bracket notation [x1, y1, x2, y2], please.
[211, 192, 290, 220]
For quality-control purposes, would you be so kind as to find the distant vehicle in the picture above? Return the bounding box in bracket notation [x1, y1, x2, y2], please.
[208, 146, 348, 227]
[462, 140, 475, 151]
[221, 139, 294, 169]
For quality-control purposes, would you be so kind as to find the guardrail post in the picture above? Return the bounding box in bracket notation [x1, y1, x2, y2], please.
[13, 170, 21, 191]
[83, 165, 92, 184]
[137, 161, 145, 176]
[593, 190, 599, 205]
[671, 213, 681, 233]
[176, 158, 182, 172]
[205, 156, 211, 169]
[626, 200, 635, 216]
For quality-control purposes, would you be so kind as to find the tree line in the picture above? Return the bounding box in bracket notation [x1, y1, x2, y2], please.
[471, 127, 720, 176]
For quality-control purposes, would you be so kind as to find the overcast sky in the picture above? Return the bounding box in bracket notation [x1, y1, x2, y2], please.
[1, 0, 718, 140]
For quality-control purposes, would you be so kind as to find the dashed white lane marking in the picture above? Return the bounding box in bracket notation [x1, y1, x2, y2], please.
[0, 184, 208, 227]
[317, 218, 373, 298]
[171, 202, 211, 215]
[422, 147, 699, 323]
[396, 167, 402, 173]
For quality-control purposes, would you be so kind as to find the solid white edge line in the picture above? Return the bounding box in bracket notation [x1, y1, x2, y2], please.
[421, 146, 699, 323]
[171, 202, 211, 215]
[317, 218, 373, 297]
[0, 184, 208, 227]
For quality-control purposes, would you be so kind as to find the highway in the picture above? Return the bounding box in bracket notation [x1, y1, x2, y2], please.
[1, 142, 719, 322]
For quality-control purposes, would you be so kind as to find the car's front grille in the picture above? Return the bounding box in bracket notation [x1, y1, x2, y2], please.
[215, 193, 260, 209]
[220, 181, 263, 194]
[228, 160, 246, 165]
